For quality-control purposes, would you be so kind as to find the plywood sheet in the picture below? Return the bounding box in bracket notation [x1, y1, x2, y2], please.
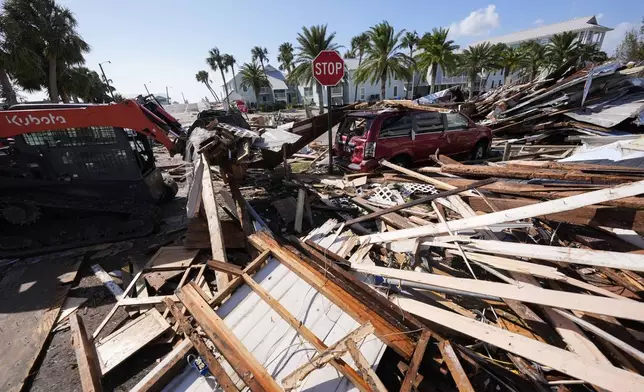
[0, 256, 83, 392]
[144, 247, 199, 291]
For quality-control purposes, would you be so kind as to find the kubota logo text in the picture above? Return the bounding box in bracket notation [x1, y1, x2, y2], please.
[6, 114, 67, 127]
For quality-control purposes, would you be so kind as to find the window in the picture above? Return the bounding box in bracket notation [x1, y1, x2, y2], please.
[445, 113, 469, 130]
[379, 114, 412, 139]
[262, 95, 267, 102]
[414, 112, 444, 134]
[359, 87, 365, 100]
[304, 87, 313, 97]
[491, 80, 495, 88]
[393, 86, 398, 97]
[260, 87, 270, 94]
[243, 86, 248, 92]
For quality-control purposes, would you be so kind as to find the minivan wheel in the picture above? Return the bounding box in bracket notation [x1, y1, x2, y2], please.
[390, 155, 412, 168]
[472, 141, 487, 160]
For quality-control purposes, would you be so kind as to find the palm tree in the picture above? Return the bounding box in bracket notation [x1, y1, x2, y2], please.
[195, 70, 219, 101]
[400, 31, 418, 98]
[8, 0, 90, 102]
[207, 47, 230, 109]
[497, 45, 523, 85]
[455, 42, 497, 99]
[251, 46, 273, 101]
[546, 32, 580, 70]
[239, 61, 270, 105]
[355, 21, 411, 100]
[350, 33, 369, 102]
[288, 24, 340, 114]
[343, 50, 356, 59]
[224, 54, 238, 93]
[577, 43, 608, 64]
[277, 42, 298, 103]
[416, 27, 459, 94]
[519, 41, 546, 81]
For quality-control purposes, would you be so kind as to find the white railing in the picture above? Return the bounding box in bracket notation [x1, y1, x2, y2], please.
[331, 85, 343, 96]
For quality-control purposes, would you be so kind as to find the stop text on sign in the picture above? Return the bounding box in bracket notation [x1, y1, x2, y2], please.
[314, 62, 343, 76]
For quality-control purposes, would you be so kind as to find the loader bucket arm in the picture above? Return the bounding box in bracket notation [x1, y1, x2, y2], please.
[1, 100, 179, 154]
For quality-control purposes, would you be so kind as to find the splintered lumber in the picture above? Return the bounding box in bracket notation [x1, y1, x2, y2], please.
[400, 330, 431, 392]
[346, 339, 388, 392]
[343, 178, 495, 227]
[95, 308, 171, 375]
[440, 163, 642, 184]
[359, 180, 644, 244]
[178, 282, 282, 392]
[294, 188, 306, 233]
[351, 264, 644, 322]
[438, 340, 475, 392]
[251, 232, 418, 358]
[430, 238, 644, 273]
[207, 259, 244, 276]
[144, 247, 199, 291]
[69, 314, 103, 392]
[281, 323, 375, 390]
[393, 295, 644, 392]
[380, 159, 457, 190]
[240, 273, 370, 391]
[129, 339, 193, 392]
[201, 154, 230, 290]
[351, 197, 415, 229]
[0, 256, 83, 392]
[164, 299, 239, 392]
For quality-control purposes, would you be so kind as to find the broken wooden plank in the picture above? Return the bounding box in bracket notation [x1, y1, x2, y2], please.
[294, 188, 306, 233]
[351, 264, 644, 322]
[129, 339, 192, 392]
[69, 313, 103, 392]
[394, 295, 644, 392]
[95, 308, 171, 375]
[438, 340, 475, 392]
[400, 330, 431, 392]
[0, 256, 83, 392]
[360, 180, 644, 244]
[144, 247, 199, 291]
[178, 282, 282, 391]
[346, 338, 388, 392]
[281, 323, 375, 391]
[351, 197, 416, 229]
[201, 154, 231, 290]
[207, 259, 243, 276]
[240, 273, 370, 391]
[380, 159, 456, 190]
[164, 299, 239, 392]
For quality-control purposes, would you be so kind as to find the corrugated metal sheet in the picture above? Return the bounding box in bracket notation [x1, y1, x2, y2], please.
[565, 92, 644, 128]
[163, 257, 386, 392]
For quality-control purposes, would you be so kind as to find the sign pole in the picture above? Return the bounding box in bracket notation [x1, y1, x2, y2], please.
[327, 86, 333, 174]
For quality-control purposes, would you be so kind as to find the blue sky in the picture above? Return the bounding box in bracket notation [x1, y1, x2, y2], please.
[34, 0, 643, 102]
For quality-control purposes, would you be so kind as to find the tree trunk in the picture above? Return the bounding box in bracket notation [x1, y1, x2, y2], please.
[48, 56, 58, 102]
[430, 63, 439, 94]
[503, 66, 510, 85]
[254, 91, 260, 107]
[407, 49, 413, 99]
[220, 69, 230, 110]
[316, 82, 325, 114]
[232, 66, 238, 92]
[380, 75, 386, 100]
[260, 61, 275, 102]
[205, 82, 219, 102]
[353, 52, 363, 102]
[0, 68, 17, 105]
[59, 85, 70, 103]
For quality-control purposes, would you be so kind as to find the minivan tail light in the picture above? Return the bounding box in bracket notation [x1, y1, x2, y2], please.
[364, 142, 376, 158]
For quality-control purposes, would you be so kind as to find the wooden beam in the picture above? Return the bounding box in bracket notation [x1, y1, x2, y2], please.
[351, 264, 644, 322]
[393, 295, 644, 392]
[129, 339, 192, 392]
[69, 313, 103, 392]
[346, 339, 388, 392]
[400, 330, 431, 392]
[380, 159, 457, 190]
[281, 323, 375, 391]
[251, 232, 418, 358]
[240, 273, 370, 391]
[438, 340, 475, 392]
[164, 299, 239, 392]
[359, 180, 644, 244]
[207, 259, 243, 276]
[294, 188, 306, 233]
[201, 154, 230, 290]
[178, 282, 282, 392]
[351, 197, 415, 229]
[343, 178, 495, 227]
[467, 196, 644, 233]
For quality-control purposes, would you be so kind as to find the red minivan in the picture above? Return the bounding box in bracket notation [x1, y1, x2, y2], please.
[334, 109, 492, 172]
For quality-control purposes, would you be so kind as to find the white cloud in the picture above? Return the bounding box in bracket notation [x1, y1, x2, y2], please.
[596, 13, 604, 20]
[602, 21, 634, 56]
[533, 18, 544, 25]
[449, 4, 501, 38]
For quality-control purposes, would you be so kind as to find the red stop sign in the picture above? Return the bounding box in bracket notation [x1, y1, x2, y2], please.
[312, 50, 345, 86]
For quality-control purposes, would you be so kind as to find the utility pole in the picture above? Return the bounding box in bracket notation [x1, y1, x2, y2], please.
[98, 61, 115, 101]
[181, 92, 187, 104]
[166, 86, 170, 104]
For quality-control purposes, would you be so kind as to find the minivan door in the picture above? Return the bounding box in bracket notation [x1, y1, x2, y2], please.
[412, 111, 446, 161]
[373, 113, 414, 161]
[443, 112, 476, 155]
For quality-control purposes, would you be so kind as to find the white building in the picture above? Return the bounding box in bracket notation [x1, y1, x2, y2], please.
[222, 64, 297, 107]
[442, 15, 613, 92]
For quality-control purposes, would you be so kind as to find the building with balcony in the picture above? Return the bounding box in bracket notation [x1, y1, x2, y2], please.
[222, 64, 298, 107]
